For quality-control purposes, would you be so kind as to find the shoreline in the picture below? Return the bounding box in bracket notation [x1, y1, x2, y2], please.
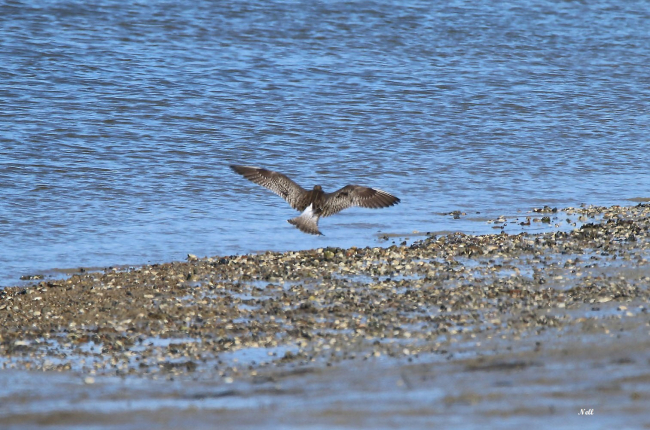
[1, 203, 650, 427]
[5, 201, 639, 288]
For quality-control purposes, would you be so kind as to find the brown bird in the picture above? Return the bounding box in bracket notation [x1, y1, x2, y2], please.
[230, 165, 400, 235]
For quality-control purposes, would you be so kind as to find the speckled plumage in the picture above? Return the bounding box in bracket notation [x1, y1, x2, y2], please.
[230, 165, 400, 235]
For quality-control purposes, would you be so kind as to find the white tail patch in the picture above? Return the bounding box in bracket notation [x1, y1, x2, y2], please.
[287, 204, 323, 235]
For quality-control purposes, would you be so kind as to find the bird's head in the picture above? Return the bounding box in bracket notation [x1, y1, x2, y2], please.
[313, 185, 322, 191]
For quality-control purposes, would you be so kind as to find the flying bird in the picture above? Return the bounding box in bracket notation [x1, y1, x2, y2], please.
[230, 165, 400, 235]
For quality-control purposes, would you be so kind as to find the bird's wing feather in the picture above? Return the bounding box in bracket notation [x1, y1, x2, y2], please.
[230, 165, 307, 210]
[321, 185, 400, 217]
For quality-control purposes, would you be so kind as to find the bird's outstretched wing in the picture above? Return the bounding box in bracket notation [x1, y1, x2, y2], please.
[321, 185, 400, 217]
[230, 165, 307, 210]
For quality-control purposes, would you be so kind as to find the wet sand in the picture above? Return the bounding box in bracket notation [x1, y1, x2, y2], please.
[1, 204, 650, 429]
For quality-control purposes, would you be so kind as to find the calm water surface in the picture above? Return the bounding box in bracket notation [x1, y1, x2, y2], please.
[1, 0, 649, 284]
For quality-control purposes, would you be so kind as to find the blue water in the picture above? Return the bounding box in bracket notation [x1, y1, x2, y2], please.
[1, 0, 649, 285]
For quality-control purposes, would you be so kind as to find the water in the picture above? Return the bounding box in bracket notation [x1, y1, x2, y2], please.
[1, 0, 649, 285]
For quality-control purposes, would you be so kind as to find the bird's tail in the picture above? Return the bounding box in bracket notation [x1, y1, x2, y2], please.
[288, 204, 323, 235]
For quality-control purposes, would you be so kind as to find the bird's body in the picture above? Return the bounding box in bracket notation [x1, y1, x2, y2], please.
[230, 165, 400, 235]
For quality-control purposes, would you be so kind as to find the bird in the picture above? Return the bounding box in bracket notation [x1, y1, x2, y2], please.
[230, 165, 400, 235]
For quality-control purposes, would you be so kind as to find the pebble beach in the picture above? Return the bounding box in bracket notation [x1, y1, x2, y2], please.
[1, 203, 650, 429]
